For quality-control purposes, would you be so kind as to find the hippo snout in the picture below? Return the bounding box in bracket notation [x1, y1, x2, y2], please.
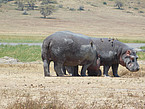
[129, 65, 140, 72]
[136, 67, 140, 71]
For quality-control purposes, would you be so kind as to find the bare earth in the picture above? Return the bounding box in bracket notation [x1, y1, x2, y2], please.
[0, 57, 145, 109]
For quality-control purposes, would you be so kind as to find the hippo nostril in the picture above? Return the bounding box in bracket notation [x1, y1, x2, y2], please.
[137, 67, 139, 71]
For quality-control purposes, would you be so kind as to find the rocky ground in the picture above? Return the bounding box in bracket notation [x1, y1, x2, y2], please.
[0, 57, 145, 109]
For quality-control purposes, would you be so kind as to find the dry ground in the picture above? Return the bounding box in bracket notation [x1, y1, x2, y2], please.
[0, 0, 145, 40]
[0, 60, 145, 109]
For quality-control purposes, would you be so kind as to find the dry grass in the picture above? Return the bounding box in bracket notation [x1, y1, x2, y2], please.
[0, 61, 145, 109]
[7, 93, 67, 109]
[0, 0, 145, 40]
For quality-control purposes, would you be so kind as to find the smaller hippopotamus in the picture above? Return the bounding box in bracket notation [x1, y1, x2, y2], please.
[64, 58, 101, 76]
[41, 31, 99, 76]
[91, 38, 140, 77]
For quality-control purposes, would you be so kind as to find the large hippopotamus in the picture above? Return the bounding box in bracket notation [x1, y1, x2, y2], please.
[88, 38, 140, 77]
[41, 31, 99, 76]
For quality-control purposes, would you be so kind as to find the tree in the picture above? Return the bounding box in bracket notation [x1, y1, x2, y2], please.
[115, 1, 123, 9]
[41, 0, 57, 5]
[26, 0, 36, 10]
[40, 5, 56, 18]
[18, 1, 24, 11]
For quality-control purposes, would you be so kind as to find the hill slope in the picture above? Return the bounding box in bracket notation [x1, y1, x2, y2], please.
[0, 0, 145, 40]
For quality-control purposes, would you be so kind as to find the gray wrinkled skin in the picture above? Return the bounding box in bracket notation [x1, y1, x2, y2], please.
[91, 38, 139, 77]
[41, 31, 98, 76]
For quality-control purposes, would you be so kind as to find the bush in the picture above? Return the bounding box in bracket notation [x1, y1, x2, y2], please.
[134, 7, 138, 10]
[69, 8, 75, 11]
[22, 10, 28, 15]
[17, 2, 24, 11]
[103, 2, 107, 5]
[78, 6, 84, 11]
[58, 4, 63, 8]
[40, 5, 56, 18]
[139, 11, 144, 13]
[41, 0, 57, 5]
[115, 1, 123, 9]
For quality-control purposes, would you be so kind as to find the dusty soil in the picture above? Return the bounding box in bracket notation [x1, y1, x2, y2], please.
[0, 57, 145, 109]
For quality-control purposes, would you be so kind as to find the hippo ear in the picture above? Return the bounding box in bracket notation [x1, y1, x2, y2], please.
[126, 50, 131, 56]
[90, 41, 93, 47]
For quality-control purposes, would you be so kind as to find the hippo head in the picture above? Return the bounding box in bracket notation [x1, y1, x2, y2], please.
[120, 49, 139, 72]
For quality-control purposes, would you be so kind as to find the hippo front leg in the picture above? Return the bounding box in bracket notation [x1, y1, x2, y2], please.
[103, 65, 110, 77]
[112, 64, 120, 77]
[54, 63, 64, 76]
[81, 64, 91, 76]
[73, 66, 80, 76]
[43, 60, 50, 76]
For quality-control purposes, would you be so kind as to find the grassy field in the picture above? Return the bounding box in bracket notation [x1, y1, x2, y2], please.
[1, 35, 145, 43]
[0, 45, 41, 62]
[0, 45, 145, 62]
[0, 35, 46, 43]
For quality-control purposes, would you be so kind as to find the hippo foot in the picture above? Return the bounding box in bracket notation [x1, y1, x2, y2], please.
[81, 75, 87, 77]
[114, 75, 120, 77]
[103, 75, 111, 77]
[45, 73, 50, 77]
[57, 74, 64, 77]
[45, 74, 50, 77]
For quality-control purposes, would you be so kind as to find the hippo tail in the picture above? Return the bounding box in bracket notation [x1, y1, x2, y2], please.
[41, 39, 51, 62]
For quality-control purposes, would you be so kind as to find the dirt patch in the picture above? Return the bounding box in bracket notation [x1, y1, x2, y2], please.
[0, 57, 145, 108]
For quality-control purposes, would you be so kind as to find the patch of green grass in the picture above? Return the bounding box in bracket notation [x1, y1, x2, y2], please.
[119, 39, 145, 43]
[140, 46, 145, 49]
[0, 35, 46, 43]
[1, 35, 145, 44]
[138, 46, 145, 60]
[0, 45, 41, 62]
[137, 52, 145, 60]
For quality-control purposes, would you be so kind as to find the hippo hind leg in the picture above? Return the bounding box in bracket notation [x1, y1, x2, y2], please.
[81, 64, 91, 76]
[43, 60, 51, 76]
[103, 65, 110, 77]
[73, 66, 80, 76]
[112, 64, 120, 77]
[54, 62, 64, 76]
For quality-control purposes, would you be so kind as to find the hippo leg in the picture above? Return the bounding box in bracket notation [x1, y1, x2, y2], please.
[63, 66, 67, 75]
[81, 64, 91, 76]
[73, 66, 79, 76]
[43, 60, 50, 76]
[54, 63, 64, 76]
[97, 69, 102, 76]
[112, 64, 120, 77]
[103, 65, 110, 77]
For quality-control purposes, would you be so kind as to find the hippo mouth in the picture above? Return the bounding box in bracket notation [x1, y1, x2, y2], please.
[126, 62, 139, 72]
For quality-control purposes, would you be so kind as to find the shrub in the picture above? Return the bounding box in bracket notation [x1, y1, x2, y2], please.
[41, 0, 57, 5]
[139, 11, 144, 13]
[134, 7, 138, 10]
[78, 6, 84, 11]
[17, 2, 24, 11]
[58, 4, 63, 8]
[103, 2, 107, 5]
[40, 5, 56, 18]
[115, 1, 123, 9]
[69, 8, 75, 11]
[22, 10, 28, 15]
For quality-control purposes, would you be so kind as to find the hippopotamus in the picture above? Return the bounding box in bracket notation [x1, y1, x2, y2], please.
[41, 31, 99, 76]
[89, 38, 140, 77]
[64, 58, 101, 76]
